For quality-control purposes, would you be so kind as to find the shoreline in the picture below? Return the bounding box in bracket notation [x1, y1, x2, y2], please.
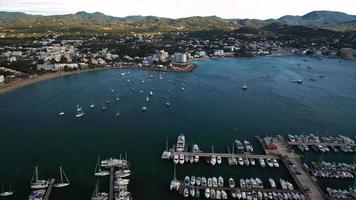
[0, 63, 197, 95]
[0, 68, 107, 95]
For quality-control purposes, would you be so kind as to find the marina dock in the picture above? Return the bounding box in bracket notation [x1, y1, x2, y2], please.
[165, 149, 280, 160]
[109, 167, 114, 200]
[273, 141, 324, 200]
[43, 178, 55, 200]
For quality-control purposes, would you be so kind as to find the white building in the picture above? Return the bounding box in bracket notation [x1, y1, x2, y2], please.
[0, 75, 4, 84]
[173, 53, 187, 64]
[37, 63, 78, 71]
[213, 49, 225, 56]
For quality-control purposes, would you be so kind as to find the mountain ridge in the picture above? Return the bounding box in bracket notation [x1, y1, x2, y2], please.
[1, 10, 356, 32]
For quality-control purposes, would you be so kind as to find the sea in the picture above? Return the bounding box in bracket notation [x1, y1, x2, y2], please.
[0, 56, 355, 199]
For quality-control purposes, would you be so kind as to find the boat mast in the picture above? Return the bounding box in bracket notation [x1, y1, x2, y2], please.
[96, 156, 101, 173]
[60, 166, 63, 183]
[165, 136, 168, 151]
[232, 142, 235, 156]
[1, 181, 4, 193]
[173, 164, 177, 181]
[35, 166, 39, 183]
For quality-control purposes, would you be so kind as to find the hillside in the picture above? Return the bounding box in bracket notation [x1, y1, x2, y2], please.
[0, 10, 356, 34]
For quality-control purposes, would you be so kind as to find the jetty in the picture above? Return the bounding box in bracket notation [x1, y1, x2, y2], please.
[43, 178, 55, 200]
[109, 167, 114, 200]
[163, 149, 280, 160]
[272, 140, 325, 200]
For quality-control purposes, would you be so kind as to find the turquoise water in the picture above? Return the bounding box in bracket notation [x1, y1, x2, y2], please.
[0, 56, 355, 199]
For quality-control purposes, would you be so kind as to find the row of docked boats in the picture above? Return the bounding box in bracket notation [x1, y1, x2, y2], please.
[327, 187, 356, 199]
[92, 155, 132, 200]
[311, 170, 354, 179]
[231, 189, 305, 200]
[234, 140, 254, 153]
[181, 176, 294, 191]
[288, 134, 355, 153]
[232, 157, 279, 168]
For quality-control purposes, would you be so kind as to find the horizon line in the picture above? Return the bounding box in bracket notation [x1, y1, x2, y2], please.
[0, 9, 354, 21]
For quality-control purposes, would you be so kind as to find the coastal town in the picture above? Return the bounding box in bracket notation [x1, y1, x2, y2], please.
[1, 26, 356, 90]
[1, 1, 356, 199]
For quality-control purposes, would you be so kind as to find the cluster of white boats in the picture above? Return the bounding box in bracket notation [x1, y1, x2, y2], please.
[92, 156, 132, 200]
[171, 175, 302, 200]
[327, 187, 356, 199]
[28, 166, 70, 200]
[305, 161, 355, 179]
[287, 134, 355, 153]
[57, 71, 181, 118]
[234, 140, 254, 153]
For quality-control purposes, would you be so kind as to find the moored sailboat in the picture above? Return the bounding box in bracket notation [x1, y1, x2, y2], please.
[53, 166, 70, 188]
[94, 156, 109, 177]
[0, 182, 13, 197]
[30, 166, 49, 189]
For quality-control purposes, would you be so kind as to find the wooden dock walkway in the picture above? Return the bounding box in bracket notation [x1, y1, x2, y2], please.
[43, 178, 55, 200]
[109, 167, 114, 200]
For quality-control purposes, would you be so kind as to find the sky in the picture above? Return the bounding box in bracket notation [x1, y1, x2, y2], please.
[1, 0, 356, 19]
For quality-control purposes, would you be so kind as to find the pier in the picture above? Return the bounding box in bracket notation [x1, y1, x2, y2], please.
[43, 178, 55, 200]
[273, 141, 325, 200]
[109, 167, 114, 200]
[165, 150, 280, 160]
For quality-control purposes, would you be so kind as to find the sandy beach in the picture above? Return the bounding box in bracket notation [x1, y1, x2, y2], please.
[0, 68, 107, 95]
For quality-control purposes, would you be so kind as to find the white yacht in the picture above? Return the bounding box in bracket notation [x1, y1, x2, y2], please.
[141, 106, 147, 112]
[272, 159, 280, 167]
[218, 176, 224, 187]
[241, 84, 248, 90]
[179, 154, 185, 165]
[205, 188, 210, 198]
[217, 156, 222, 164]
[30, 166, 49, 189]
[259, 157, 266, 167]
[165, 102, 170, 107]
[212, 177, 218, 187]
[238, 157, 244, 166]
[54, 166, 70, 188]
[176, 134, 185, 152]
[90, 104, 95, 108]
[229, 178, 235, 188]
[211, 155, 217, 166]
[173, 154, 179, 164]
[149, 90, 153, 96]
[115, 169, 131, 178]
[76, 105, 84, 118]
[0, 182, 13, 197]
[268, 178, 276, 188]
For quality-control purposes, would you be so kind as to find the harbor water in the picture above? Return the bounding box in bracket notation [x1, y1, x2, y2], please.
[0, 56, 355, 199]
